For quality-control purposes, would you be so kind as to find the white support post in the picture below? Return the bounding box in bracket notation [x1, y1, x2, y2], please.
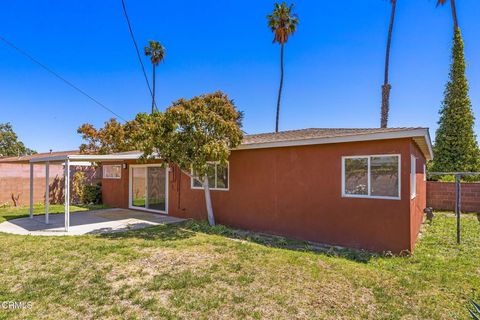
[64, 159, 70, 232]
[45, 162, 50, 224]
[29, 163, 34, 219]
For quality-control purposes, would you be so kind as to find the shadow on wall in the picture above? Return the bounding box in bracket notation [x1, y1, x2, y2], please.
[48, 175, 64, 204]
[46, 166, 102, 205]
[0, 164, 101, 207]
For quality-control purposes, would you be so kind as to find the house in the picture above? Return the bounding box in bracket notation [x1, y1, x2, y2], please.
[29, 127, 432, 253]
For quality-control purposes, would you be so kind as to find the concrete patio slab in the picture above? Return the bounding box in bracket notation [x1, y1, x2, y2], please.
[0, 208, 186, 236]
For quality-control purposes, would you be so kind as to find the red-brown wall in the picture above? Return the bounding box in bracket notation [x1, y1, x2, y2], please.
[102, 138, 427, 253]
[101, 162, 129, 209]
[409, 142, 427, 250]
[427, 181, 480, 212]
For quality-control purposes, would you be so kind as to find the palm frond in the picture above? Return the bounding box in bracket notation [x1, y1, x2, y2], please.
[266, 2, 299, 44]
[144, 40, 166, 66]
[436, 0, 447, 7]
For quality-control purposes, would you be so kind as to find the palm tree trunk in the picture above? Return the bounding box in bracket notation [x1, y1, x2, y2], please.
[450, 0, 458, 29]
[381, 0, 397, 128]
[275, 43, 284, 133]
[151, 65, 156, 113]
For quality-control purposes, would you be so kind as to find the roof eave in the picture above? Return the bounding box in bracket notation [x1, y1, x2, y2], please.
[29, 153, 144, 164]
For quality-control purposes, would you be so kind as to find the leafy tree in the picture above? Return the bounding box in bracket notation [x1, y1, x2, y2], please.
[144, 40, 166, 113]
[431, 29, 479, 173]
[437, 0, 458, 29]
[267, 2, 298, 132]
[0, 122, 36, 157]
[380, 0, 397, 128]
[133, 91, 243, 225]
[77, 118, 137, 154]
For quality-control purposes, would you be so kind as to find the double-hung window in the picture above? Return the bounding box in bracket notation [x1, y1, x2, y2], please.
[342, 155, 400, 199]
[191, 162, 229, 191]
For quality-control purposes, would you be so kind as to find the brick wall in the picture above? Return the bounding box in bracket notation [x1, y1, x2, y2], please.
[427, 181, 480, 212]
[0, 163, 101, 207]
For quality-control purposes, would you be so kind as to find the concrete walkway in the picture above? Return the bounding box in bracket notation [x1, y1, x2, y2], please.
[0, 208, 186, 236]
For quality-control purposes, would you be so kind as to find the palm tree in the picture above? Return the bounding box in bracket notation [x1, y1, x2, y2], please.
[380, 0, 397, 128]
[144, 40, 166, 113]
[267, 2, 298, 133]
[437, 0, 459, 29]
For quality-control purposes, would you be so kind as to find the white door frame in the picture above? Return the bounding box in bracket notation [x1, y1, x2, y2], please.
[128, 164, 169, 214]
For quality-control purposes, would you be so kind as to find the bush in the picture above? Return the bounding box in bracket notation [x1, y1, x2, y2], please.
[428, 174, 480, 183]
[82, 183, 102, 205]
[72, 171, 86, 204]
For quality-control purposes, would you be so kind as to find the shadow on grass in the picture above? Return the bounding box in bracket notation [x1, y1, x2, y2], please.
[99, 221, 196, 242]
[185, 221, 385, 263]
[101, 220, 382, 263]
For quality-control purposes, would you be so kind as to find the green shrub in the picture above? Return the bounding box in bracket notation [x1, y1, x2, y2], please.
[72, 171, 86, 204]
[82, 183, 102, 205]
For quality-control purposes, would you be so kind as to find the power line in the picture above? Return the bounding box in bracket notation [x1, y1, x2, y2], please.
[120, 0, 158, 112]
[0, 35, 127, 122]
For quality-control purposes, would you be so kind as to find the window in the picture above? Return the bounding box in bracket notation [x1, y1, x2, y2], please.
[191, 163, 229, 190]
[103, 164, 122, 179]
[411, 155, 417, 199]
[342, 155, 400, 199]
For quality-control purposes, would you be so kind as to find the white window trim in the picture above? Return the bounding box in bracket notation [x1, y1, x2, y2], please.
[102, 164, 122, 179]
[128, 164, 169, 214]
[411, 155, 417, 199]
[341, 154, 401, 200]
[191, 162, 230, 191]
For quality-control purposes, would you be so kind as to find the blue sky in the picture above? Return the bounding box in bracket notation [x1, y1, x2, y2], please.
[1, 0, 479, 153]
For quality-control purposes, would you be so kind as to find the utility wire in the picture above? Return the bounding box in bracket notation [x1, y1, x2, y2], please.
[0, 35, 127, 121]
[120, 0, 158, 112]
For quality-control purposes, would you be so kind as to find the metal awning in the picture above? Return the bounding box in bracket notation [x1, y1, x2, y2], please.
[29, 152, 143, 163]
[28, 152, 143, 231]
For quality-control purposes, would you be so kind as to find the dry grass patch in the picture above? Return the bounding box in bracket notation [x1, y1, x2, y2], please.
[0, 213, 479, 319]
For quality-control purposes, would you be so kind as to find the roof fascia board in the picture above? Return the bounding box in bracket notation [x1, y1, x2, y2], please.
[29, 155, 69, 163]
[424, 130, 434, 160]
[30, 153, 143, 164]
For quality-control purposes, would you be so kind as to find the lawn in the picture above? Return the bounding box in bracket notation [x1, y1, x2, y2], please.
[0, 210, 479, 319]
[0, 204, 107, 223]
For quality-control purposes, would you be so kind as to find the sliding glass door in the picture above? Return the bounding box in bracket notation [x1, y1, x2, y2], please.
[130, 165, 167, 213]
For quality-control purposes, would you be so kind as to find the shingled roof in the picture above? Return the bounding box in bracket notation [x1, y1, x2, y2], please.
[8, 127, 433, 165]
[239, 127, 433, 160]
[242, 127, 425, 145]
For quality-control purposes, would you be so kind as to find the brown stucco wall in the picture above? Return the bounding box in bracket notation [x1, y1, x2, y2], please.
[102, 138, 427, 253]
[427, 181, 480, 212]
[101, 162, 130, 209]
[409, 142, 427, 251]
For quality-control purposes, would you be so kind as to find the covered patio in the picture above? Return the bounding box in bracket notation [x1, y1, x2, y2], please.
[28, 152, 143, 232]
[0, 208, 185, 236]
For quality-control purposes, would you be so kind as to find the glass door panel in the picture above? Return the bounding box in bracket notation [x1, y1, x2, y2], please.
[131, 167, 146, 208]
[147, 167, 166, 212]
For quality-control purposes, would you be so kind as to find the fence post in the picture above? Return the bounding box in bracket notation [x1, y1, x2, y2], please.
[455, 174, 461, 244]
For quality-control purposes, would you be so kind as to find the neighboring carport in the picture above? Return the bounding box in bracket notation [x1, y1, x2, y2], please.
[29, 152, 142, 231]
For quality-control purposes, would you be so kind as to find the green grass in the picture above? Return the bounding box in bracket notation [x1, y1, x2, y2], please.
[0, 211, 479, 319]
[0, 204, 108, 223]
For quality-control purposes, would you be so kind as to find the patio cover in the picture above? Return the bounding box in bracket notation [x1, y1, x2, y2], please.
[29, 152, 143, 231]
